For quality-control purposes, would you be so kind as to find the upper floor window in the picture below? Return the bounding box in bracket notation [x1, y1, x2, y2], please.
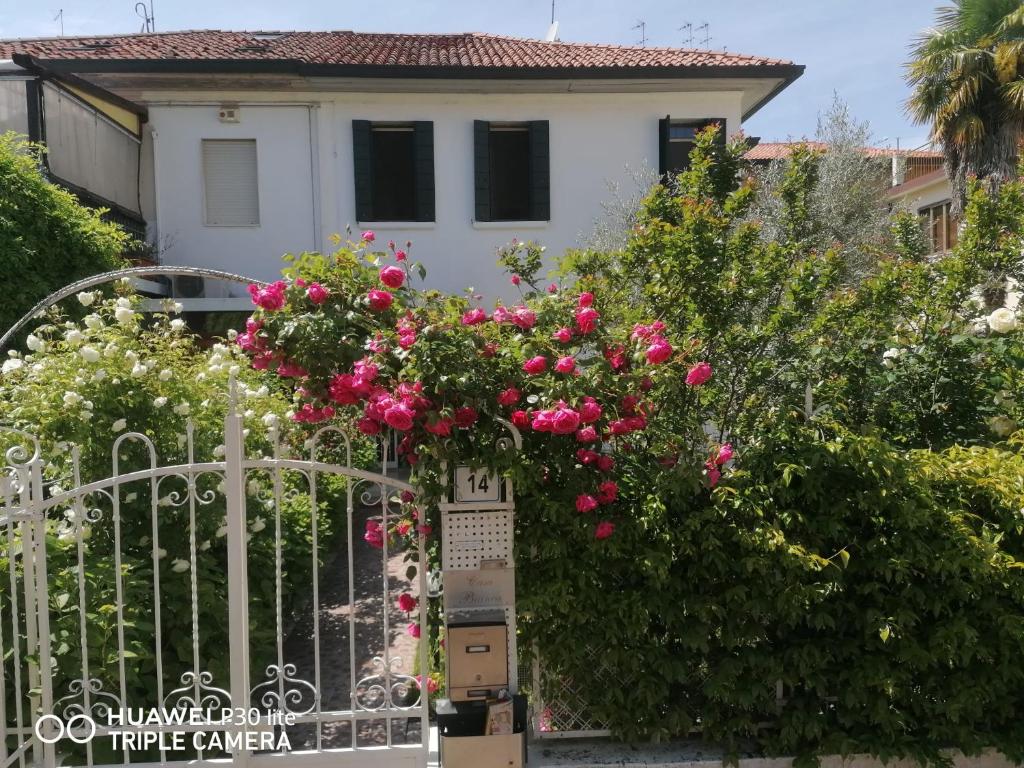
[919, 201, 957, 253]
[352, 120, 434, 222]
[474, 120, 550, 222]
[202, 139, 260, 227]
[658, 117, 725, 178]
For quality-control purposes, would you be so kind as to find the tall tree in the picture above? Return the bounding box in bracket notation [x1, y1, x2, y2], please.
[907, 0, 1024, 214]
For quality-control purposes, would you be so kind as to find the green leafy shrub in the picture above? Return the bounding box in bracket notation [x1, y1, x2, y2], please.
[0, 133, 127, 335]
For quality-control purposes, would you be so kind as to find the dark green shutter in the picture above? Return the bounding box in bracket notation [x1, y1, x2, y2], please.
[413, 121, 435, 222]
[474, 120, 491, 222]
[352, 120, 373, 221]
[528, 120, 550, 221]
[658, 115, 670, 176]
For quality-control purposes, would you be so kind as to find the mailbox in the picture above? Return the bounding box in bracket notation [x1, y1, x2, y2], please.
[446, 620, 508, 701]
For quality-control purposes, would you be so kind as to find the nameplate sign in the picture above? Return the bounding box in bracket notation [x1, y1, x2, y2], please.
[443, 568, 515, 612]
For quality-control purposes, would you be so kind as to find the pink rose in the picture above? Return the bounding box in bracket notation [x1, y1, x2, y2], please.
[576, 426, 598, 443]
[578, 291, 594, 308]
[247, 280, 287, 312]
[645, 336, 673, 365]
[407, 623, 421, 639]
[416, 523, 432, 536]
[575, 307, 600, 335]
[497, 387, 521, 406]
[511, 306, 536, 330]
[395, 520, 412, 536]
[492, 306, 513, 324]
[547, 283, 558, 294]
[686, 362, 713, 386]
[367, 289, 393, 311]
[579, 397, 602, 423]
[362, 230, 376, 243]
[597, 480, 618, 504]
[594, 521, 615, 540]
[401, 490, 415, 504]
[706, 463, 721, 488]
[715, 443, 734, 465]
[454, 407, 478, 428]
[397, 593, 417, 612]
[531, 409, 554, 432]
[577, 449, 599, 465]
[276, 360, 307, 378]
[550, 405, 581, 435]
[424, 417, 453, 436]
[511, 410, 529, 430]
[364, 519, 384, 548]
[552, 327, 573, 343]
[395, 249, 408, 261]
[357, 416, 382, 435]
[307, 282, 329, 305]
[604, 345, 627, 371]
[384, 402, 415, 431]
[462, 308, 487, 326]
[415, 674, 439, 694]
[511, 274, 521, 286]
[523, 356, 547, 375]
[555, 355, 577, 374]
[576, 494, 599, 513]
[380, 265, 405, 288]
[596, 455, 615, 472]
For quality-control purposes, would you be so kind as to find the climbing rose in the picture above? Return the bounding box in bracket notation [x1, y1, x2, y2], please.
[552, 327, 573, 343]
[497, 388, 521, 406]
[594, 521, 615, 540]
[579, 397, 602, 423]
[364, 520, 383, 548]
[248, 281, 287, 311]
[531, 410, 555, 432]
[511, 410, 529, 429]
[397, 593, 417, 613]
[596, 455, 615, 472]
[576, 426, 598, 443]
[577, 291, 594, 308]
[362, 230, 376, 242]
[424, 417, 453, 436]
[645, 336, 673, 364]
[577, 449, 599, 465]
[575, 307, 599, 335]
[395, 249, 408, 261]
[576, 494, 599, 513]
[415, 675, 439, 694]
[988, 307, 1017, 334]
[550, 405, 581, 435]
[384, 402, 415, 431]
[511, 306, 536, 330]
[407, 623, 421, 639]
[555, 355, 577, 374]
[306, 283, 329, 304]
[462, 308, 487, 326]
[511, 274, 521, 286]
[395, 520, 412, 535]
[547, 283, 558, 294]
[380, 266, 405, 288]
[604, 345, 627, 371]
[715, 443, 734, 465]
[597, 480, 618, 504]
[706, 463, 722, 488]
[454, 407, 479, 428]
[276, 360, 307, 378]
[685, 361, 713, 386]
[357, 417, 381, 435]
[523, 356, 547, 374]
[367, 290, 393, 311]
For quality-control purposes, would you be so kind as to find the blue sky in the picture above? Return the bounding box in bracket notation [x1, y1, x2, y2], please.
[1, 0, 942, 147]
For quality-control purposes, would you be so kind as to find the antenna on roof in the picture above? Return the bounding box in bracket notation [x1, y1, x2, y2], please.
[678, 22, 693, 46]
[53, 9, 64, 37]
[134, 0, 155, 33]
[632, 19, 647, 47]
[697, 22, 711, 48]
[545, 22, 559, 42]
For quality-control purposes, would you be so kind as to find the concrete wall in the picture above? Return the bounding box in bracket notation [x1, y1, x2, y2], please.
[144, 89, 743, 301]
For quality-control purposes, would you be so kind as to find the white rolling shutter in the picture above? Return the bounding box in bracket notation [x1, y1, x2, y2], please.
[202, 139, 260, 226]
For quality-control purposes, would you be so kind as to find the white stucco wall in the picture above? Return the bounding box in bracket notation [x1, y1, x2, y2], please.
[145, 88, 743, 301]
[889, 174, 952, 213]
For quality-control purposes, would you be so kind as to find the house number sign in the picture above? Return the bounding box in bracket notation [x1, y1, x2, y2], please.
[454, 466, 501, 503]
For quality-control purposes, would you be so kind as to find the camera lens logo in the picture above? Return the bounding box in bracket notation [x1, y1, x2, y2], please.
[34, 714, 96, 744]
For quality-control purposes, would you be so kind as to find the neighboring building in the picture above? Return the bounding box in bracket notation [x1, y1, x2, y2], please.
[0, 30, 803, 307]
[745, 140, 955, 256]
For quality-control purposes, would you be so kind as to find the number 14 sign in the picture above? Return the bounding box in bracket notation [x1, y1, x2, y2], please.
[454, 466, 502, 503]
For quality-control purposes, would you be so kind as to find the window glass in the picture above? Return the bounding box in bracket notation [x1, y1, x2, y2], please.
[370, 127, 416, 221]
[489, 127, 531, 221]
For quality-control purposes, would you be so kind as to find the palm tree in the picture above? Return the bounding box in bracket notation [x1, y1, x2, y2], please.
[907, 0, 1024, 214]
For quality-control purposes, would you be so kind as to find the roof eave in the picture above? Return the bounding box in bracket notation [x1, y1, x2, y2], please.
[35, 56, 804, 83]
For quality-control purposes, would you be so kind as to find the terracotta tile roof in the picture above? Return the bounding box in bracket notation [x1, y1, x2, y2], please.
[745, 141, 942, 161]
[0, 29, 796, 74]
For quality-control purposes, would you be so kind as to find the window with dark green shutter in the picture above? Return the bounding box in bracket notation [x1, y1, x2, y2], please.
[352, 120, 434, 222]
[658, 117, 725, 178]
[474, 120, 550, 222]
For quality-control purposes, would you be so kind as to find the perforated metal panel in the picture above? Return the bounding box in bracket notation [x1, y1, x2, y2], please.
[441, 510, 513, 570]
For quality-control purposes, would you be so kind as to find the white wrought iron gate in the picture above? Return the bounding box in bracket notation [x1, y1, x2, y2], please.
[1, 383, 430, 768]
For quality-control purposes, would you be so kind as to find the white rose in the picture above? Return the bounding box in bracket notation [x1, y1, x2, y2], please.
[104, 343, 119, 358]
[80, 411, 93, 421]
[170, 558, 190, 573]
[170, 318, 186, 332]
[79, 346, 100, 363]
[212, 444, 226, 457]
[881, 347, 902, 368]
[26, 334, 43, 351]
[112, 419, 127, 432]
[84, 314, 103, 330]
[159, 369, 172, 381]
[77, 291, 96, 306]
[156, 547, 168, 559]
[199, 540, 211, 551]
[1, 359, 24, 374]
[114, 307, 135, 325]
[153, 396, 168, 408]
[987, 308, 1018, 334]
[227, 328, 238, 341]
[116, 297, 131, 308]
[63, 391, 82, 407]
[64, 329, 85, 345]
[131, 363, 146, 378]
[262, 413, 279, 429]
[249, 516, 266, 533]
[124, 350, 138, 364]
[92, 369, 107, 382]
[157, 496, 173, 507]
[124, 492, 137, 503]
[173, 402, 190, 416]
[215, 524, 228, 538]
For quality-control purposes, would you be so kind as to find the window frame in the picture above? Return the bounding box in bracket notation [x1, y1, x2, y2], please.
[918, 200, 957, 254]
[201, 138, 261, 228]
[352, 120, 435, 224]
[658, 116, 725, 179]
[473, 119, 550, 224]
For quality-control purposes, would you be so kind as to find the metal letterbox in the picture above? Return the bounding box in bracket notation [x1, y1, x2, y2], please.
[446, 621, 508, 701]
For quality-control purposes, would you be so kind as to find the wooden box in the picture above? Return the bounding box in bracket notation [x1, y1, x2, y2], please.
[447, 622, 508, 701]
[440, 732, 524, 768]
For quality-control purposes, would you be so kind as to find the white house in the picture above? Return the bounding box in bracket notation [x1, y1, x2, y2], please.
[0, 30, 803, 307]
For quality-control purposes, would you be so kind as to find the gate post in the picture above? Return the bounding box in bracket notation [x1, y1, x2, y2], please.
[30, 458, 55, 768]
[224, 380, 251, 763]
